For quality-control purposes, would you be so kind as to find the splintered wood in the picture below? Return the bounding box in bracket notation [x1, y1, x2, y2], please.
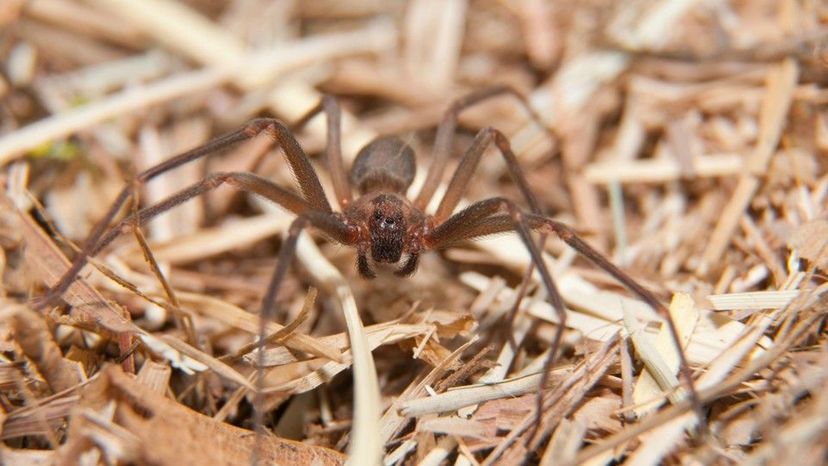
[0, 0, 826, 465]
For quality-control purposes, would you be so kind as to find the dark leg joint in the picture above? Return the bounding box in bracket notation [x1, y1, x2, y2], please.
[206, 172, 229, 188]
[244, 118, 273, 137]
[243, 118, 289, 139]
[288, 217, 310, 236]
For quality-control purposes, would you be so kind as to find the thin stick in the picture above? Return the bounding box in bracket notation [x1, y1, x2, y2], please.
[0, 23, 392, 163]
[697, 58, 798, 275]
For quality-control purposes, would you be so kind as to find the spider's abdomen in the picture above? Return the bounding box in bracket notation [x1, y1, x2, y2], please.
[349, 136, 416, 195]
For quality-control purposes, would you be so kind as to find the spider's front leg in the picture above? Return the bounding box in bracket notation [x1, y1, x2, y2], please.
[425, 196, 568, 373]
[250, 211, 358, 444]
[425, 197, 705, 442]
[34, 117, 332, 309]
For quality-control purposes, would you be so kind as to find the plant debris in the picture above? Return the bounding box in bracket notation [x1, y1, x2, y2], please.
[0, 1, 826, 465]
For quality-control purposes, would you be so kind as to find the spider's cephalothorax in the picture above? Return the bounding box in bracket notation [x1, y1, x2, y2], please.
[368, 193, 406, 263]
[346, 136, 426, 278]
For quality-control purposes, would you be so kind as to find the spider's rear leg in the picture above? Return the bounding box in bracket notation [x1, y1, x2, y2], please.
[414, 85, 551, 211]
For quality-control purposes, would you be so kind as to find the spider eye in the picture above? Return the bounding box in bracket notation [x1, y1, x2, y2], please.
[373, 211, 383, 221]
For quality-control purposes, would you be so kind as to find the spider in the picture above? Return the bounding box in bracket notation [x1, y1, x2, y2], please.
[37, 85, 702, 448]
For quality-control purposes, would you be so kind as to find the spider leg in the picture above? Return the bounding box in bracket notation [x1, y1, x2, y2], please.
[126, 181, 196, 346]
[414, 85, 550, 211]
[427, 199, 704, 443]
[37, 118, 331, 309]
[422, 95, 554, 358]
[39, 171, 317, 307]
[250, 211, 357, 464]
[524, 214, 706, 438]
[434, 126, 543, 223]
[144, 118, 331, 212]
[291, 96, 353, 209]
[427, 197, 567, 438]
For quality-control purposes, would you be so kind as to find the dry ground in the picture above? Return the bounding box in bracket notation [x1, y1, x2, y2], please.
[0, 1, 826, 465]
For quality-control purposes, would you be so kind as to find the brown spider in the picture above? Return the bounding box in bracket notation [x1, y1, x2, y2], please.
[37, 85, 703, 449]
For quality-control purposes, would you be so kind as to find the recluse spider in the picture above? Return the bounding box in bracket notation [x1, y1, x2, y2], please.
[37, 85, 702, 455]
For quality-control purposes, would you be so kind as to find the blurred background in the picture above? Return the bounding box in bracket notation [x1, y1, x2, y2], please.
[0, 1, 827, 465]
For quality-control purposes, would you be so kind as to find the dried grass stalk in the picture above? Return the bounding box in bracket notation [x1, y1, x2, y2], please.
[1, 1, 826, 464]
